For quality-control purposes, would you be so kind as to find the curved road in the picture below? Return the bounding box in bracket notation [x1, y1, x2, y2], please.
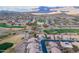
[40, 39, 75, 53]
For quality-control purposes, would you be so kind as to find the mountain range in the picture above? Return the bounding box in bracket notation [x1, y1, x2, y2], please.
[0, 6, 79, 15]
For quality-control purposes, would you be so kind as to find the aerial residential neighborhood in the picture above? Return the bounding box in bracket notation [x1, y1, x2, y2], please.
[0, 6, 79, 53]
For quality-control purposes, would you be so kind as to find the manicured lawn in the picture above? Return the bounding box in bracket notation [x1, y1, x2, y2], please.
[44, 29, 79, 34]
[0, 23, 24, 28]
[0, 42, 13, 53]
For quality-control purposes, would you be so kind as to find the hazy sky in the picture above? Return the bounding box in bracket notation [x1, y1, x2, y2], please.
[0, 6, 64, 12]
[0, 6, 38, 12]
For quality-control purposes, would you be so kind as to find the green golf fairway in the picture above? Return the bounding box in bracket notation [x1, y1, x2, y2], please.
[0, 42, 13, 53]
[0, 23, 24, 28]
[44, 29, 79, 34]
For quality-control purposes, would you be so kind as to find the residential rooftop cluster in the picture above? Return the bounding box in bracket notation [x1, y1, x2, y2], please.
[0, 6, 79, 53]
